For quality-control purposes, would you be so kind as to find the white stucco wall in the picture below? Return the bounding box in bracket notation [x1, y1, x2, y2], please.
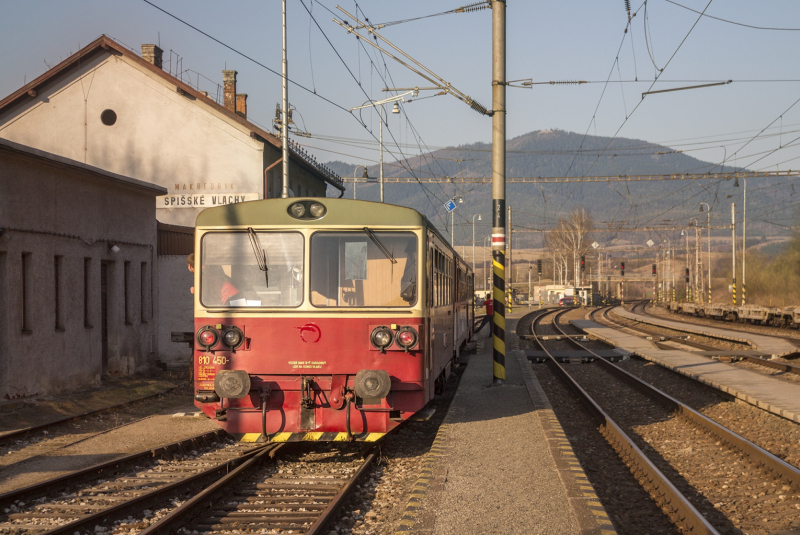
[157, 256, 194, 367]
[0, 51, 264, 227]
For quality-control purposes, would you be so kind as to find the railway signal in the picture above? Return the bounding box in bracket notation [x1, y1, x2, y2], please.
[537, 259, 542, 275]
[652, 264, 657, 276]
[580, 255, 586, 271]
[620, 262, 625, 277]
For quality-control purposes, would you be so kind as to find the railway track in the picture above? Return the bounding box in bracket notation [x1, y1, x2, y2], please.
[141, 443, 375, 534]
[601, 302, 800, 381]
[526, 308, 800, 534]
[0, 430, 258, 534]
[589, 307, 800, 375]
[638, 300, 800, 347]
[0, 429, 377, 535]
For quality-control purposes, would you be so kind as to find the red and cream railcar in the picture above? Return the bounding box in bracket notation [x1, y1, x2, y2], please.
[192, 198, 473, 442]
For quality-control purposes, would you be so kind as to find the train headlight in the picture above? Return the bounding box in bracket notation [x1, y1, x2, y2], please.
[289, 203, 306, 218]
[221, 326, 244, 350]
[395, 326, 418, 351]
[196, 326, 219, 350]
[309, 202, 326, 218]
[370, 326, 394, 352]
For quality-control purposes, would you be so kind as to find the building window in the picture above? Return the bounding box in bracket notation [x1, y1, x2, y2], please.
[54, 256, 64, 331]
[124, 261, 132, 325]
[101, 109, 117, 126]
[21, 253, 32, 333]
[84, 258, 92, 328]
[140, 262, 149, 323]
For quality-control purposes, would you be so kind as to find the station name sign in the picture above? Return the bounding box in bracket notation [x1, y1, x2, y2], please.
[157, 193, 259, 208]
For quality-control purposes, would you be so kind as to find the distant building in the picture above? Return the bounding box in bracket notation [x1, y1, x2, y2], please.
[0, 139, 165, 398]
[0, 35, 345, 227]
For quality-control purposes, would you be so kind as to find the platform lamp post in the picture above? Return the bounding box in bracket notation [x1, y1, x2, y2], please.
[700, 203, 712, 303]
[663, 239, 671, 302]
[472, 213, 482, 276]
[350, 91, 415, 203]
[483, 236, 491, 292]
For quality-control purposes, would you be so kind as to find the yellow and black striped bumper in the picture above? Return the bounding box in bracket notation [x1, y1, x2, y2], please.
[233, 432, 386, 443]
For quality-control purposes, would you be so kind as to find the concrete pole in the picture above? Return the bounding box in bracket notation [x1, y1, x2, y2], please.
[491, 0, 506, 384]
[379, 105, 384, 203]
[685, 231, 690, 302]
[281, 0, 290, 198]
[598, 252, 602, 304]
[672, 246, 675, 302]
[732, 202, 736, 306]
[706, 209, 712, 304]
[451, 208, 455, 245]
[742, 180, 746, 306]
[654, 252, 658, 302]
[528, 266, 531, 309]
[695, 226, 701, 303]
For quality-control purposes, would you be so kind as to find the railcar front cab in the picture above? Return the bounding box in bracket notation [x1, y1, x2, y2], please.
[192, 198, 434, 441]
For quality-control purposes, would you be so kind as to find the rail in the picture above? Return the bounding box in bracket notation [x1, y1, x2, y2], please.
[529, 308, 717, 534]
[535, 308, 800, 529]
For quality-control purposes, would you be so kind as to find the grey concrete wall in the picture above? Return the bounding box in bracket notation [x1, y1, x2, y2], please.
[0, 145, 160, 398]
[157, 256, 194, 368]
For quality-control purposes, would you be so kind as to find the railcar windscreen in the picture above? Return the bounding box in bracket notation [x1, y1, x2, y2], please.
[310, 231, 417, 307]
[200, 232, 304, 307]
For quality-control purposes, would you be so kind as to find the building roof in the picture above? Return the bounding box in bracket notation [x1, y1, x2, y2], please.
[0, 35, 344, 192]
[0, 137, 168, 195]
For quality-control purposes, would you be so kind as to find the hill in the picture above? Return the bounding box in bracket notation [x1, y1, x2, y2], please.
[324, 129, 786, 249]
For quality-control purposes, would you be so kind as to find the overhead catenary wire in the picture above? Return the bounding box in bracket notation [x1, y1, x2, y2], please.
[664, 0, 800, 31]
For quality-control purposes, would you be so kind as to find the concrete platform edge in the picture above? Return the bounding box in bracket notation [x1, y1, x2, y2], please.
[513, 349, 617, 535]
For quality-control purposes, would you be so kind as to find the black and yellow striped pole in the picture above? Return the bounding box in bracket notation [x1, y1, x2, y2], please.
[491, 0, 506, 384]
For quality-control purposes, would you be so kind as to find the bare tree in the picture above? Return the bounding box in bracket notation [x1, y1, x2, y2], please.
[545, 207, 594, 287]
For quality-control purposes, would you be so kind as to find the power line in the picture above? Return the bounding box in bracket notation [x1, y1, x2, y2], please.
[140, 0, 350, 113]
[664, 0, 800, 31]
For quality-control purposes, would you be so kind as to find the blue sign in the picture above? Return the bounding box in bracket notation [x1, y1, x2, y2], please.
[444, 199, 457, 212]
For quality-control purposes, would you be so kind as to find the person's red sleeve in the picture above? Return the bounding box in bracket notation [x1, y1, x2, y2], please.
[220, 281, 239, 304]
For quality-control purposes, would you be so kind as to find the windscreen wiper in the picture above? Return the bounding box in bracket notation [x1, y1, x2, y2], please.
[247, 227, 269, 287]
[363, 227, 397, 264]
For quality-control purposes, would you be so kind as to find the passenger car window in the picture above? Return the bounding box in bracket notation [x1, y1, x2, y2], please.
[200, 232, 304, 307]
[311, 231, 417, 307]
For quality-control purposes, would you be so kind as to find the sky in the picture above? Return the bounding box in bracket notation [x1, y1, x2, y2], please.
[3, 1, 800, 238]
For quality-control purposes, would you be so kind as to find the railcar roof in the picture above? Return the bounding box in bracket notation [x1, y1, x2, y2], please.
[196, 198, 426, 228]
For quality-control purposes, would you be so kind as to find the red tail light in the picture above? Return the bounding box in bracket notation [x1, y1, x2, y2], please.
[196, 326, 219, 349]
[395, 326, 418, 351]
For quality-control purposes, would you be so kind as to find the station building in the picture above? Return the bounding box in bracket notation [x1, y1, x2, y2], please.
[0, 35, 345, 374]
[0, 139, 165, 398]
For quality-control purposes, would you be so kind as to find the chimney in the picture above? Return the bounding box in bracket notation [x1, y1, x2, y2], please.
[236, 94, 248, 119]
[223, 70, 237, 113]
[141, 44, 163, 69]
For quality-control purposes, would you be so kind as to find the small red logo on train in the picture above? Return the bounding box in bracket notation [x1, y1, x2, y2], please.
[296, 323, 321, 343]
